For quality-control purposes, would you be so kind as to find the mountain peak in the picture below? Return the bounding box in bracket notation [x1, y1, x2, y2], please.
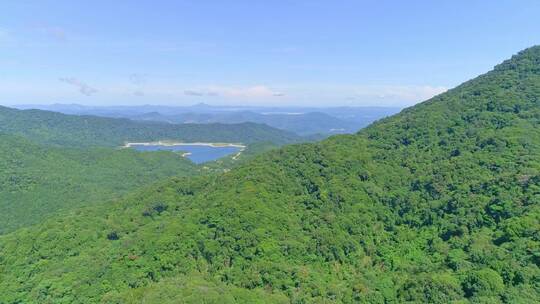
[493, 45, 540, 73]
[190, 102, 213, 108]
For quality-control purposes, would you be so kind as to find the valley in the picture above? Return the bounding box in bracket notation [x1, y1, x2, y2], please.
[0, 106, 308, 234]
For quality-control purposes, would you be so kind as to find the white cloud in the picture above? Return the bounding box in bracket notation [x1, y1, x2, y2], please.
[351, 85, 447, 102]
[184, 85, 285, 98]
[1, 77, 446, 107]
[129, 73, 147, 85]
[59, 77, 98, 96]
[184, 89, 206, 97]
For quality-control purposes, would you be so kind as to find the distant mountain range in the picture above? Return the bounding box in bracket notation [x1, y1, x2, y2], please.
[0, 105, 304, 147]
[14, 103, 401, 136]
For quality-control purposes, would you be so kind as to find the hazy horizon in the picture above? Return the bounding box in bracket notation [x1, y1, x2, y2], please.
[10, 101, 403, 109]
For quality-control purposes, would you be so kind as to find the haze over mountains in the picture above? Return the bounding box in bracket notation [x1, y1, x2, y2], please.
[1, 46, 540, 303]
[0, 105, 304, 147]
[14, 104, 401, 136]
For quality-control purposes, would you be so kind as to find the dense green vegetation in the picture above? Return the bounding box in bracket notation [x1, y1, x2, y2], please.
[0, 133, 204, 234]
[0, 106, 303, 148]
[0, 115, 285, 235]
[1, 47, 540, 303]
[0, 105, 298, 234]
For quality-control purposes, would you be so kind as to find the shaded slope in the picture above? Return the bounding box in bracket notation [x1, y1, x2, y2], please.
[1, 47, 540, 303]
[0, 134, 201, 234]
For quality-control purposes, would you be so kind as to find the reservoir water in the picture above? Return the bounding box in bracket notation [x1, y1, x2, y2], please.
[130, 144, 242, 164]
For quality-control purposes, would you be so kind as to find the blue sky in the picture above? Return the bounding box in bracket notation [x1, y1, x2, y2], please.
[0, 1, 539, 107]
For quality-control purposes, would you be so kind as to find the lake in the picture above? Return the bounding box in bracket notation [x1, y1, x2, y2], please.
[130, 143, 243, 164]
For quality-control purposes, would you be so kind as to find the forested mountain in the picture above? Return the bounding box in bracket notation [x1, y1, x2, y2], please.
[0, 134, 201, 234]
[2, 47, 540, 303]
[0, 105, 300, 235]
[0, 106, 303, 148]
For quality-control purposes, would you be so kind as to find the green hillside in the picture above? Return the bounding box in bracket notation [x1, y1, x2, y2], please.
[2, 47, 540, 303]
[0, 106, 303, 148]
[0, 134, 202, 234]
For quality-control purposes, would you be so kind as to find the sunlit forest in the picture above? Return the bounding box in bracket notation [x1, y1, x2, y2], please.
[1, 46, 540, 303]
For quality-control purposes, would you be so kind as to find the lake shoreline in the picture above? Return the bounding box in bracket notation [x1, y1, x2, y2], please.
[124, 141, 246, 164]
[123, 141, 246, 149]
